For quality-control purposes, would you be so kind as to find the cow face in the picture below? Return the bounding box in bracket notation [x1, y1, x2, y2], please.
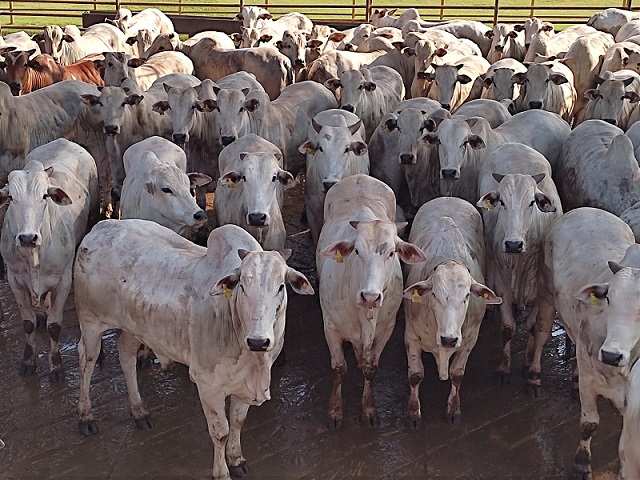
[408, 39, 445, 85]
[138, 152, 211, 234]
[485, 67, 518, 101]
[405, 257, 500, 350]
[236, 6, 272, 29]
[211, 250, 313, 353]
[0, 160, 72, 250]
[577, 257, 640, 368]
[430, 64, 472, 110]
[386, 108, 432, 166]
[102, 51, 132, 87]
[322, 220, 426, 309]
[4, 50, 36, 96]
[299, 117, 366, 193]
[477, 172, 556, 254]
[42, 25, 64, 63]
[513, 63, 569, 111]
[81, 86, 143, 135]
[211, 87, 252, 147]
[277, 30, 306, 68]
[143, 33, 178, 58]
[487, 23, 521, 63]
[622, 47, 640, 75]
[336, 69, 377, 115]
[219, 152, 294, 228]
[345, 24, 374, 51]
[583, 77, 639, 126]
[127, 29, 154, 59]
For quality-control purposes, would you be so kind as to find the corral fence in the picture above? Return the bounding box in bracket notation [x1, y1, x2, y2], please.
[0, 0, 638, 34]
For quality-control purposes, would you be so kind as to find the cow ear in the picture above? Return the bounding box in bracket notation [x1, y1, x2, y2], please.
[245, 97, 260, 112]
[324, 78, 342, 91]
[241, 87, 250, 96]
[328, 32, 347, 42]
[0, 61, 6, 70]
[210, 269, 241, 296]
[152, 101, 170, 114]
[457, 74, 472, 85]
[163, 83, 172, 93]
[576, 283, 609, 306]
[275, 40, 284, 50]
[624, 76, 636, 87]
[286, 267, 314, 295]
[507, 30, 518, 38]
[258, 12, 272, 20]
[549, 73, 568, 85]
[321, 240, 355, 261]
[187, 172, 212, 188]
[307, 39, 323, 49]
[624, 91, 640, 103]
[388, 8, 397, 15]
[46, 187, 72, 206]
[471, 283, 502, 304]
[584, 89, 601, 100]
[609, 261, 624, 274]
[62, 34, 75, 43]
[364, 81, 376, 91]
[93, 58, 104, 70]
[422, 133, 440, 145]
[81, 94, 100, 106]
[126, 36, 137, 45]
[45, 166, 54, 177]
[299, 140, 319, 155]
[396, 241, 427, 264]
[145, 181, 154, 195]
[277, 170, 296, 188]
[401, 47, 416, 57]
[466, 134, 485, 149]
[125, 94, 144, 105]
[195, 99, 217, 112]
[403, 279, 433, 300]
[435, 47, 447, 57]
[384, 117, 398, 132]
[534, 192, 556, 212]
[511, 72, 527, 84]
[0, 186, 9, 208]
[483, 76, 493, 87]
[477, 190, 500, 210]
[485, 31, 494, 39]
[348, 141, 368, 156]
[513, 24, 525, 32]
[220, 171, 242, 187]
[127, 58, 145, 68]
[31, 33, 45, 42]
[492, 172, 505, 183]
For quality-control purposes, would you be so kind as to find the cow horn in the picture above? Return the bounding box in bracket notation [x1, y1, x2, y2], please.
[312, 118, 323, 133]
[348, 119, 362, 135]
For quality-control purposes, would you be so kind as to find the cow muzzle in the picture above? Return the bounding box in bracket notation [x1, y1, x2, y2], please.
[600, 349, 624, 367]
[8, 83, 21, 96]
[494, 44, 504, 52]
[16, 233, 39, 249]
[440, 168, 459, 180]
[528, 101, 543, 110]
[221, 135, 236, 146]
[359, 290, 383, 309]
[172, 133, 188, 144]
[193, 210, 206, 223]
[247, 337, 270, 352]
[504, 238, 525, 254]
[323, 181, 337, 193]
[400, 154, 415, 165]
[294, 59, 305, 67]
[247, 212, 268, 227]
[104, 125, 119, 136]
[341, 104, 355, 113]
[440, 336, 459, 348]
[440, 103, 451, 111]
[417, 71, 429, 79]
[603, 118, 617, 126]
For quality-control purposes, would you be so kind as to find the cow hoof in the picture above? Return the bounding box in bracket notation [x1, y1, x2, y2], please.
[274, 351, 286, 367]
[326, 417, 343, 430]
[571, 468, 592, 480]
[229, 461, 249, 478]
[527, 384, 542, 398]
[445, 412, 461, 426]
[405, 415, 422, 429]
[496, 371, 511, 385]
[134, 416, 152, 430]
[49, 367, 65, 383]
[78, 420, 99, 436]
[136, 357, 154, 369]
[364, 414, 380, 428]
[19, 363, 36, 376]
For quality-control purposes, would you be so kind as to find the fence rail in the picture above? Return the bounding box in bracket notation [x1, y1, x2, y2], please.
[0, 0, 637, 33]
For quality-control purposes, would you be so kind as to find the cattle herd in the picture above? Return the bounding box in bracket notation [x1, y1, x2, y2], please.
[1, 4, 640, 479]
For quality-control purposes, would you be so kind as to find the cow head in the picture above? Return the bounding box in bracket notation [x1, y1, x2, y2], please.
[210, 87, 252, 147]
[487, 23, 522, 63]
[277, 30, 307, 68]
[219, 151, 294, 228]
[484, 67, 519, 101]
[583, 75, 639, 126]
[143, 33, 178, 59]
[512, 63, 569, 111]
[211, 249, 313, 354]
[429, 64, 473, 111]
[0, 160, 72, 250]
[3, 49, 38, 96]
[41, 25, 64, 63]
[81, 86, 143, 136]
[383, 108, 434, 167]
[576, 244, 640, 368]
[334, 69, 377, 115]
[477, 170, 556, 254]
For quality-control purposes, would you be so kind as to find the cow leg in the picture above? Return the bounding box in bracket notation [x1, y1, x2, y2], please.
[496, 285, 516, 384]
[46, 271, 72, 382]
[226, 395, 250, 478]
[405, 339, 424, 429]
[525, 301, 554, 397]
[117, 331, 151, 429]
[573, 353, 599, 480]
[196, 382, 231, 480]
[77, 324, 103, 436]
[356, 336, 387, 428]
[8, 274, 37, 376]
[136, 344, 155, 369]
[447, 348, 472, 426]
[325, 331, 346, 430]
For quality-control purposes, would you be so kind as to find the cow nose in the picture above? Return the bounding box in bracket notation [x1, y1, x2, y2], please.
[400, 154, 415, 165]
[247, 337, 270, 352]
[344, 43, 355, 51]
[417, 71, 429, 79]
[528, 101, 543, 109]
[104, 125, 119, 136]
[504, 240, 524, 253]
[172, 133, 187, 144]
[323, 181, 337, 192]
[441, 168, 458, 179]
[440, 336, 458, 347]
[248, 212, 267, 226]
[440, 103, 451, 110]
[193, 210, 205, 222]
[295, 59, 305, 67]
[341, 105, 355, 113]
[360, 291, 382, 308]
[8, 82, 20, 95]
[603, 118, 617, 125]
[495, 45, 504, 52]
[18, 233, 38, 248]
[221, 136, 236, 146]
[600, 350, 623, 366]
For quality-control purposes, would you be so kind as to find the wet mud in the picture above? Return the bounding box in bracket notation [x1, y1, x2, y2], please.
[0, 183, 622, 479]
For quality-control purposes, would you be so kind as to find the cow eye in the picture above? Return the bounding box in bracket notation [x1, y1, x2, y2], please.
[529, 200, 535, 207]
[158, 46, 164, 51]
[358, 85, 363, 90]
[499, 199, 506, 208]
[239, 107, 244, 113]
[354, 248, 359, 255]
[108, 62, 113, 67]
[241, 176, 246, 182]
[363, 34, 370, 38]
[388, 251, 394, 257]
[240, 284, 245, 293]
[278, 283, 284, 293]
[42, 194, 48, 200]
[161, 187, 173, 194]
[271, 175, 276, 182]
[465, 293, 470, 300]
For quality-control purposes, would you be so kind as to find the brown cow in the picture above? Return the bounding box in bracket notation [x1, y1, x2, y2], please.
[2, 49, 104, 95]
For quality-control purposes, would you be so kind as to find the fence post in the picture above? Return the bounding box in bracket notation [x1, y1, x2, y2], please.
[627, 0, 633, 10]
[530, 0, 535, 19]
[115, 0, 121, 12]
[493, 0, 499, 26]
[8, 0, 13, 25]
[440, 0, 445, 20]
[365, 0, 371, 22]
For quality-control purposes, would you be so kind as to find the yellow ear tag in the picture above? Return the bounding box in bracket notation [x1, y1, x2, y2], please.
[228, 179, 236, 189]
[223, 284, 233, 298]
[335, 251, 343, 263]
[483, 292, 489, 299]
[590, 293, 601, 306]
[412, 290, 421, 303]
[485, 200, 494, 212]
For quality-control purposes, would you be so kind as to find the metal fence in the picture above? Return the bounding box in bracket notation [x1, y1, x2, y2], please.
[0, 0, 637, 32]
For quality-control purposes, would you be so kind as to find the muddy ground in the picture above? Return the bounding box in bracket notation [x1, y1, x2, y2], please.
[0, 183, 623, 479]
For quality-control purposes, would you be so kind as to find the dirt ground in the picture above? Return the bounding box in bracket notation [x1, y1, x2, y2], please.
[0, 182, 624, 479]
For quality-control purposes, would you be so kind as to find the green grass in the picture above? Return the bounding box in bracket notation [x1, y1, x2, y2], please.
[0, 0, 633, 34]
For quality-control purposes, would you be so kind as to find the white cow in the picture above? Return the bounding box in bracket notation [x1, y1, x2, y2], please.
[588, 8, 640, 36]
[486, 23, 526, 64]
[513, 17, 554, 48]
[621, 359, 640, 479]
[325, 66, 404, 141]
[557, 120, 640, 215]
[120, 136, 211, 238]
[524, 25, 596, 63]
[430, 20, 493, 57]
[403, 197, 500, 427]
[75, 220, 313, 480]
[476, 58, 527, 102]
[216, 135, 295, 251]
[108, 7, 174, 39]
[299, 110, 368, 244]
[0, 139, 98, 381]
[317, 174, 426, 428]
[539, 208, 639, 479]
[426, 56, 491, 111]
[306, 49, 387, 85]
[600, 41, 640, 74]
[235, 7, 312, 32]
[476, 142, 562, 390]
[616, 20, 640, 42]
